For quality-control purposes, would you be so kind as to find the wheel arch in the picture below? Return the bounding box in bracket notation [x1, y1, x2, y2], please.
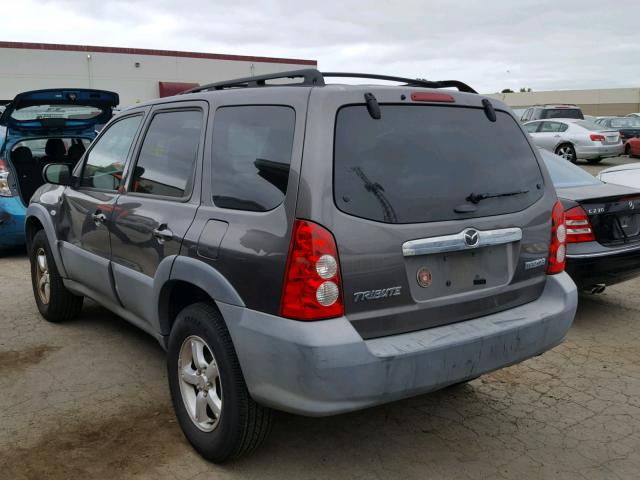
[156, 256, 245, 336]
[25, 204, 67, 277]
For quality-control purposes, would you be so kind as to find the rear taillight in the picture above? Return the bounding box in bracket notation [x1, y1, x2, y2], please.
[590, 134, 605, 142]
[0, 157, 12, 197]
[280, 219, 344, 320]
[547, 201, 567, 274]
[565, 206, 595, 243]
[411, 92, 455, 103]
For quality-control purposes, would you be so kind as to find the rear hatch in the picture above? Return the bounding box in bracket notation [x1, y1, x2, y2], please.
[0, 88, 119, 133]
[302, 88, 555, 339]
[560, 183, 640, 246]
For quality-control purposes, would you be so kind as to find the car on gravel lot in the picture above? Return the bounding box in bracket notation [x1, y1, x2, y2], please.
[595, 116, 640, 144]
[524, 119, 623, 163]
[624, 137, 640, 157]
[24, 69, 578, 462]
[0, 88, 118, 249]
[540, 148, 640, 291]
[597, 162, 640, 190]
[520, 104, 584, 122]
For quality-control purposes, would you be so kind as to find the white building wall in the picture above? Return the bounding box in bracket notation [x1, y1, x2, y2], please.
[487, 88, 640, 116]
[0, 45, 316, 107]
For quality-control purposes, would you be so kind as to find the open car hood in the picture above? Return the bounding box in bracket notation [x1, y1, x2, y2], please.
[0, 88, 119, 131]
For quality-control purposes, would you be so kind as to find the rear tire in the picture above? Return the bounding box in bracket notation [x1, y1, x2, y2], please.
[29, 230, 83, 322]
[625, 144, 631, 156]
[555, 143, 577, 163]
[586, 157, 603, 164]
[167, 302, 272, 462]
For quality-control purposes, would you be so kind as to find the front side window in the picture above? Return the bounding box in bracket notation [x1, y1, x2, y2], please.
[130, 110, 203, 198]
[211, 106, 295, 211]
[80, 115, 142, 190]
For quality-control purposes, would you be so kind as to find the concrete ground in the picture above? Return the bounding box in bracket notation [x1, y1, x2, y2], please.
[1, 156, 640, 479]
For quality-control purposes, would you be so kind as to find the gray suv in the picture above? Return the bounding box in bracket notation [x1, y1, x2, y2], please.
[25, 70, 578, 462]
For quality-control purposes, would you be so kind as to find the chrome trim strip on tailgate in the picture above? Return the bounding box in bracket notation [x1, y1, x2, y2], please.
[402, 227, 523, 257]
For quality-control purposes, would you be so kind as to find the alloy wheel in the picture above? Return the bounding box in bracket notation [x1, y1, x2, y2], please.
[35, 248, 50, 305]
[556, 145, 575, 162]
[178, 335, 223, 432]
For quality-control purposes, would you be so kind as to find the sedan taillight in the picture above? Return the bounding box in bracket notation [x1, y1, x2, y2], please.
[590, 134, 605, 142]
[565, 206, 596, 243]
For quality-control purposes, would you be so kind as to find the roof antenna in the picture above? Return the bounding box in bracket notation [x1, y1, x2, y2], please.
[482, 98, 497, 122]
[364, 92, 381, 120]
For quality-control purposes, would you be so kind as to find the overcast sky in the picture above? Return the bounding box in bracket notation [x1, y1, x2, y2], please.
[5, 0, 640, 93]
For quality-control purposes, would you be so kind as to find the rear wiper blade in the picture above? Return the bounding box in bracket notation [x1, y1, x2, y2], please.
[466, 189, 529, 204]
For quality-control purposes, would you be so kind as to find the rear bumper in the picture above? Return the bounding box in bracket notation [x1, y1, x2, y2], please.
[0, 196, 26, 248]
[220, 272, 577, 416]
[576, 143, 624, 159]
[566, 243, 640, 288]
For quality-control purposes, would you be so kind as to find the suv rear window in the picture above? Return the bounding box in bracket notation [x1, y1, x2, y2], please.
[540, 108, 583, 119]
[334, 105, 544, 224]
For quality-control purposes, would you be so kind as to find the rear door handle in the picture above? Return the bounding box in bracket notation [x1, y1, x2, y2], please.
[91, 211, 107, 225]
[153, 225, 173, 243]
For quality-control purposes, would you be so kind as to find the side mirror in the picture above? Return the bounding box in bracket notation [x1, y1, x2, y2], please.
[43, 163, 72, 186]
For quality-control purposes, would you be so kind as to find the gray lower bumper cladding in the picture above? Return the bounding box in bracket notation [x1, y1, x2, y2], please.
[219, 272, 577, 416]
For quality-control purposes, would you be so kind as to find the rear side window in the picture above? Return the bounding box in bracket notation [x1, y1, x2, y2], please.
[80, 115, 142, 190]
[541, 108, 583, 119]
[211, 106, 295, 211]
[334, 105, 544, 224]
[131, 109, 203, 198]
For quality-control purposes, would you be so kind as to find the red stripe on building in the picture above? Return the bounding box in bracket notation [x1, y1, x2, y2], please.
[0, 41, 317, 66]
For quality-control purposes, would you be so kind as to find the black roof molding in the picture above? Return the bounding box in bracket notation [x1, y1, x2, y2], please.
[181, 69, 477, 94]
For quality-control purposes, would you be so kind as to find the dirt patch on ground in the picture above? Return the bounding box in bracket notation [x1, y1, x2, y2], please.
[0, 344, 61, 374]
[0, 404, 185, 479]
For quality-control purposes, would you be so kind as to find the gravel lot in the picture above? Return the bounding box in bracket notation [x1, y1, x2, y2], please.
[2, 156, 640, 480]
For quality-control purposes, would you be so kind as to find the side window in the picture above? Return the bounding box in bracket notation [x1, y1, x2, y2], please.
[559, 123, 569, 132]
[130, 109, 203, 198]
[80, 115, 142, 190]
[521, 109, 531, 121]
[211, 106, 295, 211]
[540, 122, 561, 133]
[524, 122, 540, 133]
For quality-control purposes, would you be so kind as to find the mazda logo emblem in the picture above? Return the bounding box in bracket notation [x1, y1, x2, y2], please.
[463, 228, 480, 247]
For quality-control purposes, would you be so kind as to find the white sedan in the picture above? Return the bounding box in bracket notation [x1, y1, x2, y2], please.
[524, 118, 623, 164]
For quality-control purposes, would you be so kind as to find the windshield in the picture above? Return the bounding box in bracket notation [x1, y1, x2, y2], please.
[539, 148, 600, 188]
[10, 105, 104, 121]
[334, 105, 544, 224]
[610, 117, 640, 128]
[541, 108, 583, 119]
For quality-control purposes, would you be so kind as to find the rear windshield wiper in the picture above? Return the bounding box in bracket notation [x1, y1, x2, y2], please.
[466, 189, 529, 204]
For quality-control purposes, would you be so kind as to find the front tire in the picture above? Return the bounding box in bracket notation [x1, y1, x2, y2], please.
[555, 143, 577, 163]
[30, 230, 83, 322]
[167, 302, 272, 462]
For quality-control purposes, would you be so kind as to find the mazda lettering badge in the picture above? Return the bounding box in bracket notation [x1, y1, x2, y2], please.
[463, 228, 480, 247]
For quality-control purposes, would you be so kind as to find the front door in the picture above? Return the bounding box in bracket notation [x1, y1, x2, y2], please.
[58, 113, 144, 302]
[109, 103, 206, 324]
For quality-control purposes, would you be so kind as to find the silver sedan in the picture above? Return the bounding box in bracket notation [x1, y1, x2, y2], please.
[524, 119, 623, 164]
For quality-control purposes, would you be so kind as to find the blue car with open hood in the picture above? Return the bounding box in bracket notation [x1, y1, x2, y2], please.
[0, 88, 118, 249]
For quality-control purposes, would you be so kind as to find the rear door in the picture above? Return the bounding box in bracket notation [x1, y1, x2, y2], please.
[108, 101, 206, 324]
[58, 112, 145, 301]
[533, 121, 567, 150]
[300, 88, 555, 339]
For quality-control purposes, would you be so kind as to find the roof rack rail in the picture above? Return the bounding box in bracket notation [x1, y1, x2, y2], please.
[181, 69, 477, 94]
[321, 72, 477, 93]
[181, 69, 325, 93]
